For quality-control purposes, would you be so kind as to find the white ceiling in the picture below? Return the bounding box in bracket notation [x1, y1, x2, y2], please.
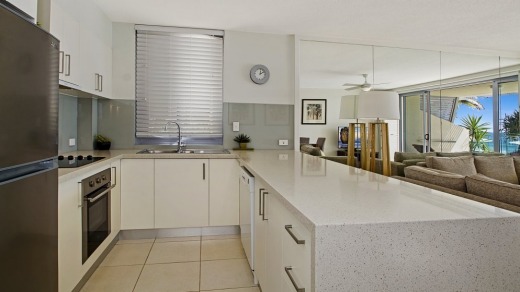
[95, 0, 520, 54]
[94, 0, 520, 90]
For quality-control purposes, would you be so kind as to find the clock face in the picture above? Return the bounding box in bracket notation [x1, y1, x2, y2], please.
[250, 64, 270, 84]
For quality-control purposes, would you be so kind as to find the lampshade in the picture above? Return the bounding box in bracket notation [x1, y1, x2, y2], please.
[357, 91, 400, 120]
[339, 95, 358, 119]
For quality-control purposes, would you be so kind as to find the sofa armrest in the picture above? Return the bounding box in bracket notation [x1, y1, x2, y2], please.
[391, 161, 406, 177]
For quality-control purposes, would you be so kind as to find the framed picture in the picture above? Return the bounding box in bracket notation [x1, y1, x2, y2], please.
[302, 99, 327, 124]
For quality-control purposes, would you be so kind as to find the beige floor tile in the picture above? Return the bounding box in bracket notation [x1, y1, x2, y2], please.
[80, 265, 142, 292]
[202, 238, 246, 261]
[117, 238, 155, 244]
[146, 241, 201, 264]
[101, 243, 152, 266]
[155, 236, 201, 243]
[200, 259, 254, 290]
[202, 287, 260, 292]
[202, 234, 240, 240]
[134, 262, 199, 292]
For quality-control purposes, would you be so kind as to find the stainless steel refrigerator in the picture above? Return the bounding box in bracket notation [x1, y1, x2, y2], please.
[0, 2, 59, 291]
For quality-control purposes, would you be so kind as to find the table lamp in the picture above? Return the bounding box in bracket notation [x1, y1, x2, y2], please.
[356, 91, 400, 176]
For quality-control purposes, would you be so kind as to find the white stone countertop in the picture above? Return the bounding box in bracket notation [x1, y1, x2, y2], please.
[234, 150, 519, 228]
[58, 149, 237, 182]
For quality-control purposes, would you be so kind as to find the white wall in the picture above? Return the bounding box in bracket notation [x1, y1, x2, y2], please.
[112, 22, 135, 100]
[299, 89, 357, 155]
[224, 31, 295, 105]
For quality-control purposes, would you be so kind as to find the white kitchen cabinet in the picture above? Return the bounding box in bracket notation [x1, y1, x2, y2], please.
[112, 22, 135, 100]
[253, 183, 311, 292]
[78, 0, 113, 98]
[254, 179, 268, 287]
[50, 0, 81, 87]
[209, 159, 239, 226]
[120, 159, 154, 229]
[7, 0, 37, 21]
[155, 159, 209, 228]
[110, 159, 121, 234]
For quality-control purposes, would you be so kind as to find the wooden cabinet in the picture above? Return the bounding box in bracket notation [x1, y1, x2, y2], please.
[50, 0, 81, 87]
[120, 159, 154, 229]
[209, 159, 240, 226]
[155, 159, 209, 228]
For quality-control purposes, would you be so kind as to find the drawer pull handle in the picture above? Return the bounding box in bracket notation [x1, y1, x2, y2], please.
[262, 191, 268, 221]
[285, 225, 305, 244]
[259, 188, 265, 216]
[285, 266, 305, 292]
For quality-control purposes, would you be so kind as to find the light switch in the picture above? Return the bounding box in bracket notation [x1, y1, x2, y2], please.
[232, 121, 240, 132]
[69, 138, 76, 146]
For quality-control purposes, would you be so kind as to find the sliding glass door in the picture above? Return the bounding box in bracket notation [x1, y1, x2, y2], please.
[498, 79, 520, 154]
[402, 92, 431, 153]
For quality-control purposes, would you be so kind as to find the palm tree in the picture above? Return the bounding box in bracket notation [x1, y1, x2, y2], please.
[460, 114, 490, 152]
[457, 96, 484, 110]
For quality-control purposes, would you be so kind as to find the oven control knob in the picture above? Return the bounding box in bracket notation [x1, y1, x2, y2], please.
[58, 155, 64, 160]
[77, 155, 84, 160]
[89, 181, 95, 187]
[102, 175, 107, 181]
[67, 155, 74, 160]
[96, 178, 101, 184]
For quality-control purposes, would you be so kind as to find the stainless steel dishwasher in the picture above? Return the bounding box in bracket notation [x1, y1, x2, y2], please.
[239, 166, 256, 283]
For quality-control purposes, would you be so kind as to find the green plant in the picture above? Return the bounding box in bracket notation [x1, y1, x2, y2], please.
[503, 110, 520, 138]
[460, 114, 490, 152]
[94, 134, 111, 143]
[233, 133, 251, 143]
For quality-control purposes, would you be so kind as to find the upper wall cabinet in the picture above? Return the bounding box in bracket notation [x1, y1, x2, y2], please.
[50, 0, 81, 88]
[48, 0, 113, 98]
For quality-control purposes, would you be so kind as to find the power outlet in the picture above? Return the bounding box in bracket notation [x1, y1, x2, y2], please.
[68, 138, 76, 146]
[278, 139, 288, 146]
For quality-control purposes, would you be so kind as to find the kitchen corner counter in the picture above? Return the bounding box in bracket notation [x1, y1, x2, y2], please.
[233, 150, 520, 291]
[58, 149, 238, 182]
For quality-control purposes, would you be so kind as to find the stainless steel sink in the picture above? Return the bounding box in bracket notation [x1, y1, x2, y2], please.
[137, 149, 229, 154]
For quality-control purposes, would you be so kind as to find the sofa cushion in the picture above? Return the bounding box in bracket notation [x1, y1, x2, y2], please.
[300, 144, 323, 156]
[394, 152, 435, 163]
[429, 156, 477, 176]
[472, 152, 504, 157]
[474, 156, 518, 184]
[514, 157, 520, 182]
[466, 174, 520, 207]
[404, 166, 467, 192]
[436, 151, 472, 157]
[402, 159, 427, 166]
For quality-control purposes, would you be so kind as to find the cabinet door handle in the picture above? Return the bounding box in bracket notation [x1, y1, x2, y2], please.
[111, 166, 117, 187]
[59, 51, 64, 73]
[284, 267, 305, 292]
[203, 163, 206, 180]
[77, 182, 82, 208]
[259, 188, 265, 216]
[100, 74, 103, 92]
[95, 73, 99, 91]
[65, 54, 71, 76]
[262, 191, 268, 221]
[285, 225, 305, 244]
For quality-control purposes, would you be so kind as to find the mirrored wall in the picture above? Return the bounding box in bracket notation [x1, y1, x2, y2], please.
[298, 39, 520, 156]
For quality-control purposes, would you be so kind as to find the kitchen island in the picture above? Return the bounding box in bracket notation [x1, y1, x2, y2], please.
[235, 150, 520, 291]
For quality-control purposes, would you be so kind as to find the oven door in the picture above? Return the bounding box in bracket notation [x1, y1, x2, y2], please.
[82, 184, 112, 263]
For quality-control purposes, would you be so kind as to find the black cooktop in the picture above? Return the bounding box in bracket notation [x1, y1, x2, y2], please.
[58, 155, 105, 168]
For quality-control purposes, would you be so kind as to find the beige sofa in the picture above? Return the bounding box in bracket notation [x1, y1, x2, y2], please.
[394, 155, 520, 213]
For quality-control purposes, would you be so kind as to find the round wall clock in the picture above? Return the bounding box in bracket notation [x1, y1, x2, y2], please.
[250, 64, 270, 84]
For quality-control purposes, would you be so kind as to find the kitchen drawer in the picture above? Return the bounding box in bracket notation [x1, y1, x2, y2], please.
[282, 203, 312, 291]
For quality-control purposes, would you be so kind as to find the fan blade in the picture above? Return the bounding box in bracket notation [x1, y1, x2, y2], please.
[342, 83, 360, 86]
[372, 82, 390, 86]
[344, 87, 361, 92]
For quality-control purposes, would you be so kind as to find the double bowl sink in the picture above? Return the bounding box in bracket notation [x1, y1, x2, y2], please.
[137, 149, 230, 154]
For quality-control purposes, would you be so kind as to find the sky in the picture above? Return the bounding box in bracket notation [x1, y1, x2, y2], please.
[454, 92, 519, 131]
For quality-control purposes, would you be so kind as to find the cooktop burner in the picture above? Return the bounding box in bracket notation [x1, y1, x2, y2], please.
[58, 155, 105, 168]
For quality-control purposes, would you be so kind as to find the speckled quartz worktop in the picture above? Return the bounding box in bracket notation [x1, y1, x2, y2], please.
[234, 150, 520, 291]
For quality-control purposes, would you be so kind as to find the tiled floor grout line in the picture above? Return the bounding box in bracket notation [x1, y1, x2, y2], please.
[131, 237, 156, 292]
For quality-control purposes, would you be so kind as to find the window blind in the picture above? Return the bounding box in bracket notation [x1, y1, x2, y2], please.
[135, 25, 224, 145]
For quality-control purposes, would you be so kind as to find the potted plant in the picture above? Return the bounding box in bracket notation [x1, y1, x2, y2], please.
[94, 134, 111, 150]
[233, 133, 251, 149]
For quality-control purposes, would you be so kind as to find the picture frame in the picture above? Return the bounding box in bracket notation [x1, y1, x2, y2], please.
[301, 99, 327, 124]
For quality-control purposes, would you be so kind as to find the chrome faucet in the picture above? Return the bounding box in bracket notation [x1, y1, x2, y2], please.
[164, 121, 182, 153]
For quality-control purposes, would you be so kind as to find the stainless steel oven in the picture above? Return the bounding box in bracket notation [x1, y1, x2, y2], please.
[81, 168, 115, 263]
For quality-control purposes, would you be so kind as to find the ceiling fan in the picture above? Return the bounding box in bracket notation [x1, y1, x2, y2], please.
[343, 74, 384, 92]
